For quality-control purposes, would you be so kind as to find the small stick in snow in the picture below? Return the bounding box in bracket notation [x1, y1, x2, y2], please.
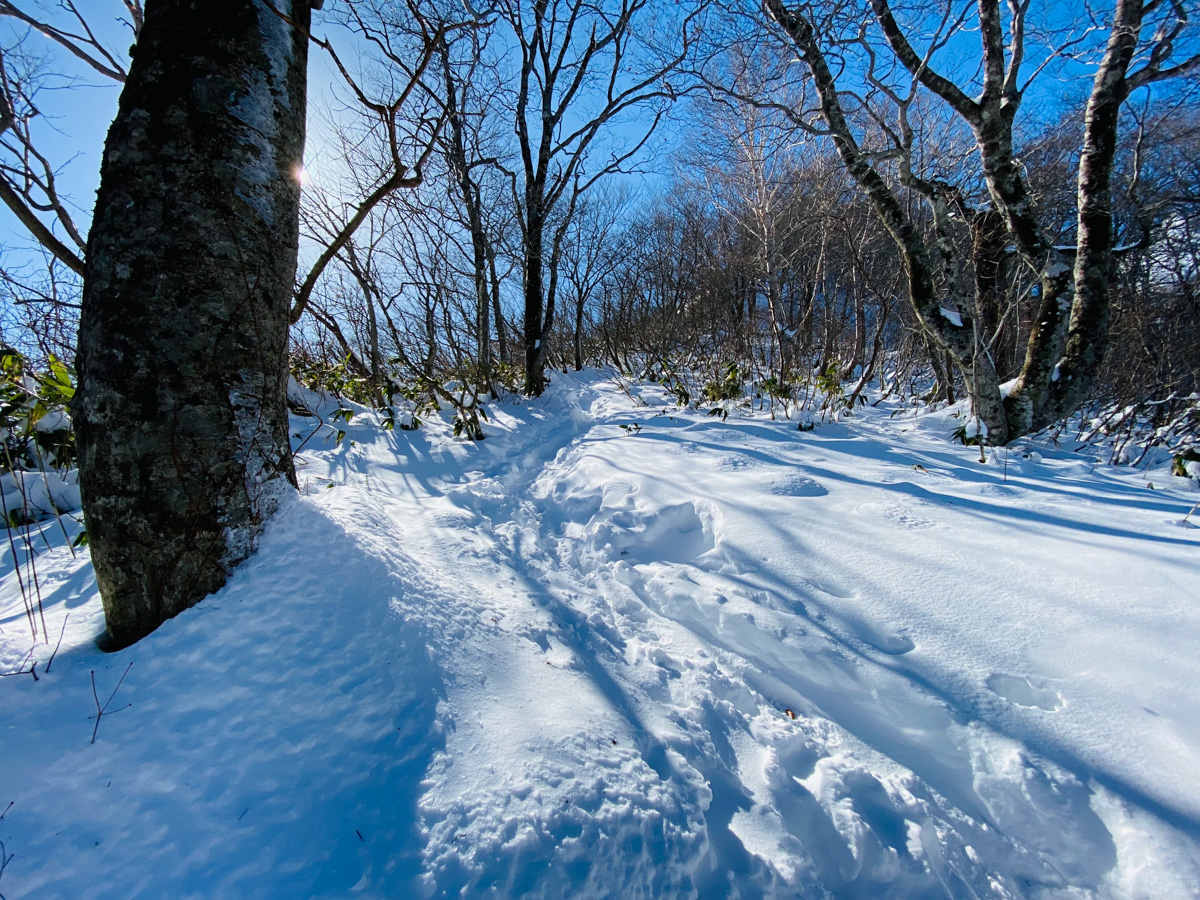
[45, 614, 68, 674]
[89, 662, 134, 745]
[1182, 498, 1200, 528]
[0, 804, 12, 900]
[0, 648, 37, 681]
[0, 835, 12, 900]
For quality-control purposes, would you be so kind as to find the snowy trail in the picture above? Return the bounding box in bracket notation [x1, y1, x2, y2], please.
[2, 370, 1199, 898]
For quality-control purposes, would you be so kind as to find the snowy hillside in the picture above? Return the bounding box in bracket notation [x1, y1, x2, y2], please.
[2, 370, 1199, 899]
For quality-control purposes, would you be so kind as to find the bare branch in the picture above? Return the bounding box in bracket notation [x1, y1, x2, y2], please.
[0, 178, 84, 275]
[868, 0, 979, 124]
[0, 1, 128, 82]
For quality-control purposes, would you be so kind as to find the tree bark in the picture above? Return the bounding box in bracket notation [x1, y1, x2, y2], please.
[523, 202, 548, 394]
[74, 0, 312, 649]
[488, 243, 507, 365]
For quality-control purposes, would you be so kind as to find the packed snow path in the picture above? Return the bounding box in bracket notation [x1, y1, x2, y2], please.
[2, 371, 1199, 898]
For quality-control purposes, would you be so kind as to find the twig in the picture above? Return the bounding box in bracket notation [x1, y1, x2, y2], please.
[0, 835, 12, 900]
[0, 479, 36, 640]
[32, 449, 75, 559]
[0, 803, 11, 900]
[610, 376, 647, 406]
[89, 662, 134, 744]
[0, 647, 36, 680]
[1182, 498, 1200, 528]
[292, 413, 330, 455]
[45, 613, 68, 673]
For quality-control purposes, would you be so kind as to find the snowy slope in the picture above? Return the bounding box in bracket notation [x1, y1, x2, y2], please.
[2, 370, 1199, 899]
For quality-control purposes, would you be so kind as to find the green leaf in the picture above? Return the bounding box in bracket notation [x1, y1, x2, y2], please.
[72, 530, 89, 548]
[48, 355, 72, 388]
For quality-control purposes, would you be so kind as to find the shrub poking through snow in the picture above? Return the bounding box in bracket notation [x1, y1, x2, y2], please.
[952, 416, 989, 447]
[702, 362, 743, 403]
[0, 346, 81, 645]
[291, 352, 384, 409]
[1173, 447, 1200, 479]
[0, 346, 76, 474]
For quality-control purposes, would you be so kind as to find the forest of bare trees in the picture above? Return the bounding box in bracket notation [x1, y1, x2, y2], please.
[2, 0, 1200, 643]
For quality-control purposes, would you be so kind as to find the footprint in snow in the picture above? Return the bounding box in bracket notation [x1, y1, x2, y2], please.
[859, 629, 916, 655]
[986, 673, 1063, 710]
[716, 455, 758, 472]
[804, 578, 853, 600]
[979, 484, 1020, 497]
[769, 473, 828, 497]
[591, 502, 715, 566]
[852, 501, 938, 529]
[884, 507, 937, 529]
[840, 616, 915, 655]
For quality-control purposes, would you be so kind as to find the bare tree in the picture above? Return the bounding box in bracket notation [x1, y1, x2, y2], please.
[557, 182, 633, 370]
[0, 4, 141, 368]
[436, 23, 515, 386]
[761, 0, 1200, 442]
[497, 0, 696, 394]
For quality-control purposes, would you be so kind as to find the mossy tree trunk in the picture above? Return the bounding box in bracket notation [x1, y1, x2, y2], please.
[74, 0, 318, 649]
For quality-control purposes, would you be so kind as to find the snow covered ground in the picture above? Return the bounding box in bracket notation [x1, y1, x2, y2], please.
[2, 369, 1199, 899]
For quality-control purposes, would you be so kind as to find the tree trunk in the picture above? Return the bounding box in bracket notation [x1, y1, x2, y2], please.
[366, 283, 384, 406]
[74, 0, 313, 649]
[488, 244, 507, 366]
[574, 294, 586, 371]
[439, 41, 493, 386]
[926, 335, 955, 404]
[971, 209, 1014, 377]
[523, 206, 548, 395]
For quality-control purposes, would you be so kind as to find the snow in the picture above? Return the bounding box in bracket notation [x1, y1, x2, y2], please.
[32, 409, 70, 434]
[2, 370, 1199, 899]
[0, 468, 80, 521]
[938, 306, 964, 327]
